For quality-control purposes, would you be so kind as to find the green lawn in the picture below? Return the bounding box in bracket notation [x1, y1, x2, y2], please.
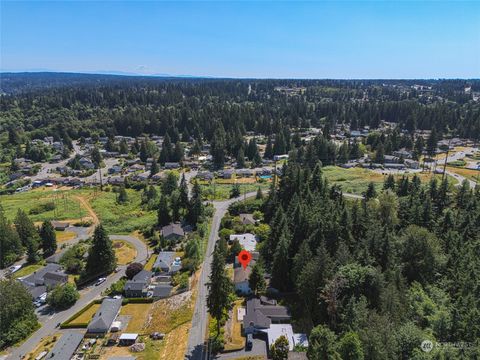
[0, 189, 87, 222]
[200, 183, 270, 201]
[85, 188, 157, 234]
[322, 166, 385, 195]
[13, 264, 43, 279]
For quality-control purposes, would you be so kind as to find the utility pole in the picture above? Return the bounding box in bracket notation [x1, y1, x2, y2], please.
[98, 168, 103, 191]
[442, 138, 453, 182]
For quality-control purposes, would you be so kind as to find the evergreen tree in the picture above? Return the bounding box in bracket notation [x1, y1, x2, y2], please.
[383, 174, 396, 190]
[211, 124, 226, 169]
[338, 332, 364, 360]
[364, 182, 377, 201]
[39, 221, 57, 257]
[249, 262, 266, 295]
[149, 158, 159, 177]
[157, 195, 171, 226]
[264, 136, 273, 159]
[0, 207, 22, 268]
[256, 187, 264, 200]
[179, 174, 190, 209]
[91, 146, 103, 168]
[207, 245, 233, 337]
[14, 210, 39, 263]
[271, 233, 291, 292]
[84, 224, 116, 277]
[270, 335, 289, 360]
[187, 180, 204, 226]
[236, 147, 246, 168]
[117, 186, 128, 204]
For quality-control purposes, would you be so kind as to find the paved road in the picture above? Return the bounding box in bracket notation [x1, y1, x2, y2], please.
[5, 235, 147, 360]
[30, 142, 83, 181]
[185, 191, 260, 360]
[432, 149, 478, 188]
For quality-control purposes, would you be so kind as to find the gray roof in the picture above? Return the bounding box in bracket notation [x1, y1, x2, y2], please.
[47, 331, 83, 360]
[124, 281, 146, 291]
[44, 272, 68, 282]
[239, 213, 256, 225]
[153, 252, 175, 271]
[152, 285, 172, 298]
[243, 298, 290, 329]
[132, 270, 152, 283]
[161, 223, 184, 239]
[87, 298, 122, 333]
[22, 284, 47, 299]
[22, 263, 63, 286]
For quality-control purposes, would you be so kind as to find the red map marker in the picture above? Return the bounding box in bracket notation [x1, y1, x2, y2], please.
[238, 250, 252, 269]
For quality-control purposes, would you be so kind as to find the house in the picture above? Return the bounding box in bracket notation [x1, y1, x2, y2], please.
[404, 159, 420, 169]
[230, 233, 258, 252]
[152, 285, 173, 299]
[151, 172, 166, 182]
[87, 298, 122, 334]
[21, 263, 68, 288]
[108, 165, 123, 175]
[79, 157, 95, 170]
[273, 154, 288, 161]
[164, 162, 180, 169]
[153, 252, 182, 274]
[239, 213, 256, 226]
[222, 169, 235, 179]
[393, 149, 413, 159]
[261, 324, 308, 352]
[46, 331, 83, 360]
[160, 223, 185, 242]
[234, 265, 253, 294]
[23, 284, 47, 301]
[384, 155, 401, 164]
[51, 221, 70, 231]
[243, 298, 291, 334]
[196, 171, 214, 181]
[119, 333, 138, 346]
[50, 154, 63, 163]
[124, 270, 152, 298]
[384, 163, 406, 170]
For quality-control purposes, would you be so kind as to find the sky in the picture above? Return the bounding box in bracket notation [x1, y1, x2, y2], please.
[1, 1, 479, 79]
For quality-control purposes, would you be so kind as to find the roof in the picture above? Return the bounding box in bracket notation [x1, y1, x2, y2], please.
[47, 331, 83, 360]
[124, 281, 146, 291]
[51, 221, 70, 229]
[23, 284, 47, 299]
[43, 272, 68, 282]
[153, 252, 176, 271]
[243, 298, 291, 329]
[132, 270, 152, 282]
[152, 285, 172, 298]
[161, 223, 185, 239]
[22, 263, 63, 286]
[119, 333, 138, 340]
[234, 264, 253, 284]
[230, 233, 257, 252]
[87, 298, 122, 333]
[239, 214, 256, 225]
[260, 324, 308, 351]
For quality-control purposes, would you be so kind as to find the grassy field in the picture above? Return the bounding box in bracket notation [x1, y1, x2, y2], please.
[70, 304, 100, 325]
[24, 334, 60, 360]
[0, 189, 87, 222]
[322, 166, 458, 195]
[144, 254, 157, 271]
[200, 183, 270, 201]
[83, 189, 157, 234]
[224, 300, 245, 352]
[119, 303, 153, 332]
[13, 264, 43, 279]
[112, 240, 137, 265]
[55, 230, 76, 243]
[446, 166, 480, 182]
[322, 166, 385, 194]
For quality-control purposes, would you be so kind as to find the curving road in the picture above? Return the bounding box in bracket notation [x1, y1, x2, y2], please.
[5, 234, 147, 360]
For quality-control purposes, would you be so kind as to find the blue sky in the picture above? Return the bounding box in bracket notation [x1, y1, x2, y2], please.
[1, 1, 479, 78]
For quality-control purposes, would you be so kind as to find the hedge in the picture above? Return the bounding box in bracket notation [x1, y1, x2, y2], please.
[60, 322, 88, 329]
[61, 299, 102, 327]
[122, 297, 154, 304]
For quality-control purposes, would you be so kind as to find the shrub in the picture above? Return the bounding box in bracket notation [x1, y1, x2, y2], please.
[29, 202, 55, 215]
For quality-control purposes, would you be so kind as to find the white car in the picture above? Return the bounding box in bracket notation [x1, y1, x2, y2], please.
[95, 277, 107, 286]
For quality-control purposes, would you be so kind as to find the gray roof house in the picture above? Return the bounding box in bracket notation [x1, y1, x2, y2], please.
[87, 298, 122, 334]
[239, 213, 256, 226]
[243, 298, 291, 334]
[160, 223, 185, 242]
[124, 270, 152, 298]
[152, 285, 173, 299]
[153, 252, 182, 274]
[21, 263, 67, 288]
[46, 331, 83, 360]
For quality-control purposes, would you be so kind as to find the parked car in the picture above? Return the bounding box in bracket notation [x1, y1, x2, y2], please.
[95, 277, 106, 286]
[246, 334, 253, 350]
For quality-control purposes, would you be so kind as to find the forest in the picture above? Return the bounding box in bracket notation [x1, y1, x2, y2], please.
[244, 154, 480, 359]
[1, 74, 479, 168]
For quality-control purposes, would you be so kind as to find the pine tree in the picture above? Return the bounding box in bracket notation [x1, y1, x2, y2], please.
[117, 186, 128, 204]
[264, 136, 273, 159]
[364, 182, 377, 201]
[256, 187, 264, 200]
[91, 146, 103, 168]
[85, 224, 116, 277]
[187, 180, 204, 226]
[271, 233, 291, 292]
[14, 210, 39, 263]
[207, 245, 233, 337]
[39, 221, 57, 257]
[179, 174, 189, 209]
[0, 207, 22, 268]
[249, 262, 266, 295]
[236, 147, 246, 168]
[150, 158, 159, 177]
[157, 195, 171, 226]
[211, 124, 226, 169]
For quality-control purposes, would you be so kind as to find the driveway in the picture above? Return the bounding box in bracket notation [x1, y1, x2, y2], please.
[214, 338, 267, 359]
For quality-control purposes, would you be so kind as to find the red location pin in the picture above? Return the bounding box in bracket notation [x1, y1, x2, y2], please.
[238, 250, 252, 270]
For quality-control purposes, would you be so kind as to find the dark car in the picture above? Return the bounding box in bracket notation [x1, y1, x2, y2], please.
[246, 334, 253, 350]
